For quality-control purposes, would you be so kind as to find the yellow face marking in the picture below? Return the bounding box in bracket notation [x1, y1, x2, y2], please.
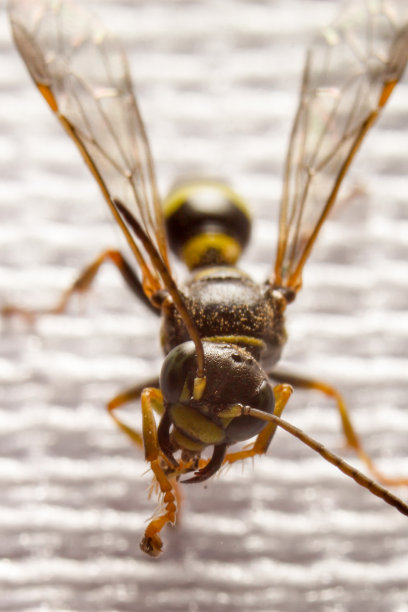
[180, 380, 191, 402]
[172, 429, 206, 452]
[218, 405, 244, 419]
[193, 375, 207, 401]
[170, 403, 225, 445]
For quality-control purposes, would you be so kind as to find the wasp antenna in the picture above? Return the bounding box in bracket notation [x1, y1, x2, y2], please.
[242, 407, 408, 518]
[114, 199, 206, 382]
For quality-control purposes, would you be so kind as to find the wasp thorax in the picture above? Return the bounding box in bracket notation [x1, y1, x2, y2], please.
[163, 181, 251, 270]
[159, 341, 274, 459]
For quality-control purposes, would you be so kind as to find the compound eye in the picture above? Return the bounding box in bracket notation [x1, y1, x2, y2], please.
[160, 341, 196, 403]
[225, 379, 275, 443]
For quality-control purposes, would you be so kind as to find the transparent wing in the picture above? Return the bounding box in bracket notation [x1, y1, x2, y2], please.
[273, 0, 408, 293]
[8, 0, 170, 299]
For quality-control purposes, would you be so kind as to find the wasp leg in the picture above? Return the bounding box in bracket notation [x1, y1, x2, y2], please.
[110, 384, 180, 556]
[2, 249, 158, 320]
[106, 377, 160, 449]
[270, 369, 408, 487]
[223, 384, 293, 465]
[108, 381, 183, 555]
[139, 387, 179, 557]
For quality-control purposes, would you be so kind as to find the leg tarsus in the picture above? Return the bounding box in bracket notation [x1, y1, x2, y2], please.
[107, 382, 180, 556]
[140, 388, 180, 557]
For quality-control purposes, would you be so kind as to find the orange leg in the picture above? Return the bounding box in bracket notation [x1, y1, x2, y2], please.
[271, 369, 408, 487]
[224, 384, 293, 466]
[107, 377, 160, 449]
[139, 387, 180, 557]
[2, 249, 158, 320]
[109, 383, 183, 556]
[108, 381, 185, 556]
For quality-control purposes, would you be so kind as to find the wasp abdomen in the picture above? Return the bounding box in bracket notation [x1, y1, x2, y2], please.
[164, 181, 251, 270]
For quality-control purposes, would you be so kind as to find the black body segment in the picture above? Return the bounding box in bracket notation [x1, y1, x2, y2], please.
[164, 181, 251, 269]
[161, 266, 287, 368]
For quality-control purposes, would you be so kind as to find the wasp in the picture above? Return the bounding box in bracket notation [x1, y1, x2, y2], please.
[5, 0, 408, 556]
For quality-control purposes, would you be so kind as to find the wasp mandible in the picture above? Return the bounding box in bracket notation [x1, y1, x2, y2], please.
[6, 0, 408, 556]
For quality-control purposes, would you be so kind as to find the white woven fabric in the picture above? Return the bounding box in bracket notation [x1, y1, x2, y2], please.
[1, 1, 408, 610]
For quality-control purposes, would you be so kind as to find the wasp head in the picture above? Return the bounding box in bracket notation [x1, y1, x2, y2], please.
[158, 340, 274, 482]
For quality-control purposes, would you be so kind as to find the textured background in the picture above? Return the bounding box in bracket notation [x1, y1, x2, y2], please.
[1, 1, 408, 611]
